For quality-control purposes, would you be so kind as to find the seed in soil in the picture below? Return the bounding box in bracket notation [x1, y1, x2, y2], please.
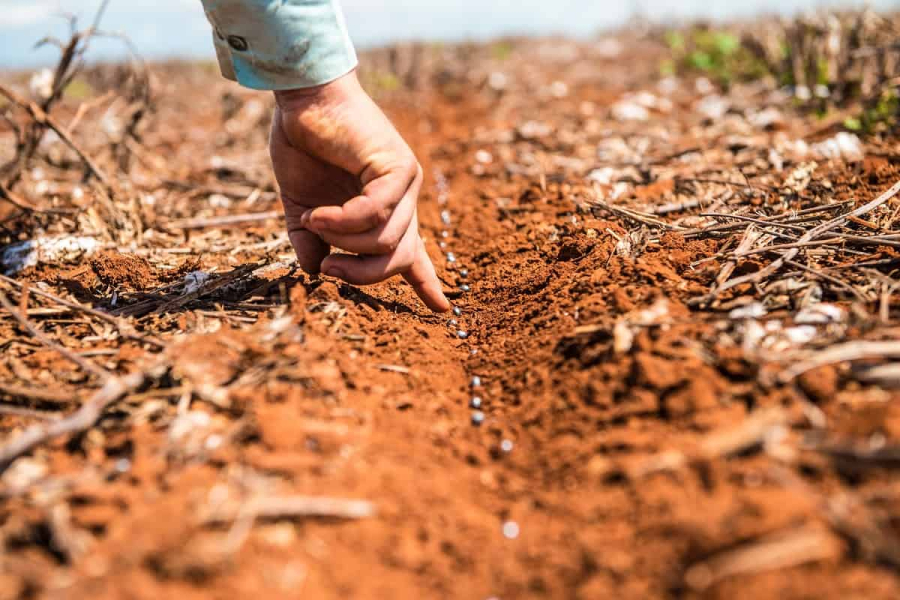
[470, 348, 478, 355]
[470, 396, 483, 409]
[447, 252, 457, 263]
[459, 269, 469, 278]
[115, 458, 131, 473]
[460, 284, 471, 292]
[453, 306, 462, 317]
[502, 521, 520, 540]
[457, 330, 469, 339]
[440, 241, 448, 249]
[471, 375, 482, 387]
[449, 319, 459, 327]
[440, 210, 451, 225]
[441, 230, 449, 238]
[471, 411, 485, 426]
[500, 439, 514, 453]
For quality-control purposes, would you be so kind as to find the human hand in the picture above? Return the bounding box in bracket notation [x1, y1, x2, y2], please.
[270, 71, 450, 312]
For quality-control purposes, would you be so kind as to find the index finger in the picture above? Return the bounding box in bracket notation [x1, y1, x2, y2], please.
[402, 238, 451, 313]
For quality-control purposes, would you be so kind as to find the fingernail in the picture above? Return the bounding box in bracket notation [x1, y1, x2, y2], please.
[300, 209, 313, 227]
[324, 267, 345, 279]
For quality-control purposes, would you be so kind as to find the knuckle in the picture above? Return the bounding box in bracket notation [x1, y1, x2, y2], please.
[403, 158, 421, 182]
[373, 233, 401, 254]
[369, 204, 391, 228]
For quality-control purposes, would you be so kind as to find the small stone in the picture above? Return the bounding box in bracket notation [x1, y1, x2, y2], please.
[471, 376, 482, 387]
[457, 330, 469, 339]
[500, 439, 514, 453]
[471, 411, 485, 426]
[453, 306, 462, 317]
[205, 434, 223, 450]
[460, 284, 471, 292]
[475, 149, 494, 164]
[502, 521, 520, 539]
[470, 396, 483, 409]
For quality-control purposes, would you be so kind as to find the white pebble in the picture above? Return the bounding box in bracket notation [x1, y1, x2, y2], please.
[502, 521, 520, 539]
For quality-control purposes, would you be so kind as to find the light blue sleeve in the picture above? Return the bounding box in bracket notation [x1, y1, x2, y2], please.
[199, 0, 358, 90]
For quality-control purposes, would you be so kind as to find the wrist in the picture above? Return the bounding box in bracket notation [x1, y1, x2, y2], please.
[273, 69, 361, 113]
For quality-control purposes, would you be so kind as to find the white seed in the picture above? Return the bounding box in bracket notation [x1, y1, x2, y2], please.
[502, 521, 520, 539]
[470, 396, 482, 409]
[471, 376, 482, 387]
[457, 330, 469, 339]
[500, 439, 514, 453]
[471, 411, 485, 426]
[453, 306, 462, 317]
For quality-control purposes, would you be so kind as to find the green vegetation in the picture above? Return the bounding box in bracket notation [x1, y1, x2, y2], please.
[490, 41, 513, 62]
[63, 78, 94, 100]
[844, 87, 900, 134]
[360, 70, 401, 96]
[662, 20, 899, 135]
[663, 28, 768, 87]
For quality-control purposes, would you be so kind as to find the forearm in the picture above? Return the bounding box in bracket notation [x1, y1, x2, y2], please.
[199, 0, 357, 90]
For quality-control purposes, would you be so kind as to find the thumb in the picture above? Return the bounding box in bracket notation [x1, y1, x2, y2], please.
[403, 238, 451, 313]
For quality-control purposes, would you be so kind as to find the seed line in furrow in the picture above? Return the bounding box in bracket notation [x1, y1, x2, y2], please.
[432, 168, 521, 561]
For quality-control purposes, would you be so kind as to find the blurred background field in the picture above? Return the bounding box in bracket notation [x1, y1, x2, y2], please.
[1, 0, 899, 69]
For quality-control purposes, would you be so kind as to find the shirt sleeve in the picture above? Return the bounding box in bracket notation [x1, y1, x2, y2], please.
[199, 0, 358, 90]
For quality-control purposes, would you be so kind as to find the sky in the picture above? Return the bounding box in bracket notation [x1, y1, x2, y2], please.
[0, 0, 897, 69]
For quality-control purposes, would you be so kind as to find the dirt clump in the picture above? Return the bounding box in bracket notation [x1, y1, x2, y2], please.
[89, 252, 154, 291]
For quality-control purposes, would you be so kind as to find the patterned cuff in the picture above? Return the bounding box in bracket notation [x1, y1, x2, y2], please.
[202, 0, 358, 90]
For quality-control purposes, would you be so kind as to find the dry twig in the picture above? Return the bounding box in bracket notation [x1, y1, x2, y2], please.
[684, 526, 842, 590]
[203, 495, 377, 524]
[0, 290, 110, 381]
[0, 362, 164, 473]
[779, 340, 900, 382]
[166, 211, 282, 230]
[0, 83, 113, 193]
[695, 179, 900, 306]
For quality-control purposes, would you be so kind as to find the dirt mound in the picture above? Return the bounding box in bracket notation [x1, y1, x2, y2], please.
[90, 252, 154, 291]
